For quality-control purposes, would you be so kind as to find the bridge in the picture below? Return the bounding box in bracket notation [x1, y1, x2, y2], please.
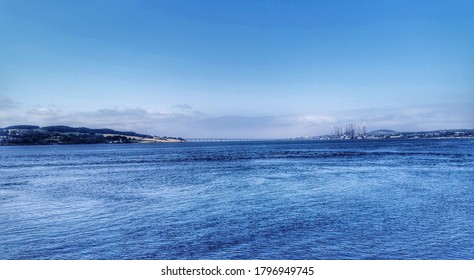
[184, 138, 293, 142]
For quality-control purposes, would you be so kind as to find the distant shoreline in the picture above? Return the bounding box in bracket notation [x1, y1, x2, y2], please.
[0, 125, 185, 146]
[1, 125, 473, 145]
[2, 136, 473, 146]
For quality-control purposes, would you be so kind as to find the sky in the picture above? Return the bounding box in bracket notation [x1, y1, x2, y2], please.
[1, 0, 473, 138]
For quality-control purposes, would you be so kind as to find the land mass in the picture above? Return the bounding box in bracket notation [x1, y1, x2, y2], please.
[1, 125, 473, 145]
[296, 128, 474, 141]
[0, 125, 185, 145]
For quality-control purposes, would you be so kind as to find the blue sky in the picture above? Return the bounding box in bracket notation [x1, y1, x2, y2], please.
[1, 0, 473, 138]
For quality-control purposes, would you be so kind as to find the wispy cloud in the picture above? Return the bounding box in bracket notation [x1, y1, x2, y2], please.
[0, 96, 15, 110]
[172, 104, 193, 110]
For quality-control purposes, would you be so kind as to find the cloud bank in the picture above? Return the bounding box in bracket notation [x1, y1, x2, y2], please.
[1, 96, 472, 138]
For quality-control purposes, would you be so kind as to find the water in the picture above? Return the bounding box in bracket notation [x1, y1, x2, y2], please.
[0, 139, 473, 259]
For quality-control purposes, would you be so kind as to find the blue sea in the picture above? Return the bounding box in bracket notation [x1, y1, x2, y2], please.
[0, 139, 473, 259]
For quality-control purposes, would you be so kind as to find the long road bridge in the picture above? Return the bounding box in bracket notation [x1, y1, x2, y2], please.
[184, 138, 294, 142]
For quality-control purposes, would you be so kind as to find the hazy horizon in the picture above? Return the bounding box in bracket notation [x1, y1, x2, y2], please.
[1, 1, 473, 138]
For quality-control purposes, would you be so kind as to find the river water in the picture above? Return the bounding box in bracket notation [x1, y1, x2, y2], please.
[0, 139, 472, 259]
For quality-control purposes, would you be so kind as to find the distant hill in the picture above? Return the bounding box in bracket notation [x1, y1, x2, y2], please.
[41, 125, 152, 138]
[1, 125, 184, 145]
[4, 125, 151, 138]
[5, 125, 40, 130]
[369, 129, 397, 135]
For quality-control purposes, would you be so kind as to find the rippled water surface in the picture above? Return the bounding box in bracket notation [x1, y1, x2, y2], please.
[1, 139, 473, 259]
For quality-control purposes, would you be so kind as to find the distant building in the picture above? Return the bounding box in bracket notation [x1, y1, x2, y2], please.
[331, 122, 367, 139]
